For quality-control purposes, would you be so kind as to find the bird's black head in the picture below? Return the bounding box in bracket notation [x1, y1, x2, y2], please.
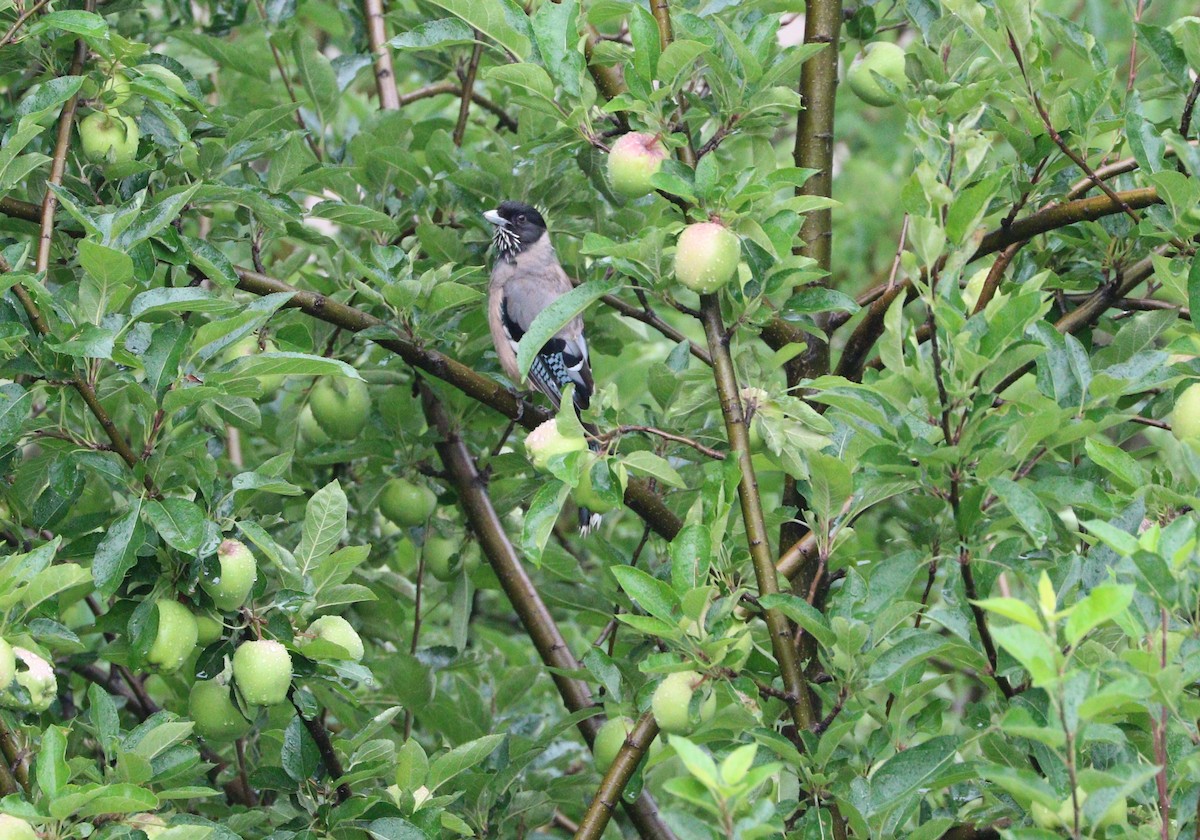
[484, 201, 547, 259]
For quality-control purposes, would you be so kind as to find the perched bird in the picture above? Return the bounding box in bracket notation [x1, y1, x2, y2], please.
[483, 200, 601, 534]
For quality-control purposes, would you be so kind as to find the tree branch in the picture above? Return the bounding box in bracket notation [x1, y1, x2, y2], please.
[452, 37, 485, 147]
[699, 295, 814, 735]
[0, 714, 29, 795]
[363, 0, 400, 111]
[420, 383, 676, 840]
[289, 693, 351, 804]
[573, 712, 662, 840]
[35, 0, 91, 273]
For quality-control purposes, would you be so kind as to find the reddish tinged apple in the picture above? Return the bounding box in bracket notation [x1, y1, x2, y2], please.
[675, 222, 740, 294]
[524, 419, 587, 470]
[607, 132, 668, 199]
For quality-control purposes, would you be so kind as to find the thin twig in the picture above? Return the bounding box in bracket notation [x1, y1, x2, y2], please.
[603, 425, 724, 459]
[36, 1, 92, 272]
[0, 0, 50, 49]
[289, 694, 351, 804]
[252, 0, 322, 159]
[452, 37, 485, 147]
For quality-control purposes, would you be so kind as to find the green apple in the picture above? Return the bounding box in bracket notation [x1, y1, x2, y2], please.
[1172, 383, 1200, 443]
[607, 132, 668, 199]
[380, 479, 437, 527]
[233, 640, 292, 706]
[0, 815, 36, 840]
[524, 419, 587, 470]
[594, 716, 633, 773]
[194, 612, 223, 646]
[146, 600, 199, 673]
[84, 70, 132, 108]
[651, 671, 716, 735]
[301, 615, 364, 661]
[297, 404, 329, 449]
[79, 112, 139, 164]
[0, 637, 13, 689]
[309, 377, 371, 439]
[201, 539, 258, 611]
[0, 647, 57, 712]
[424, 536, 460, 582]
[574, 456, 619, 514]
[846, 42, 907, 107]
[675, 222, 741, 294]
[189, 678, 252, 742]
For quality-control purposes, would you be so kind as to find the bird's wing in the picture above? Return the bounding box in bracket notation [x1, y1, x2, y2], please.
[498, 296, 593, 412]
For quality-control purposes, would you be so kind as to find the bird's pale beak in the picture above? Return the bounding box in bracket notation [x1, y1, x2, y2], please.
[483, 209, 506, 226]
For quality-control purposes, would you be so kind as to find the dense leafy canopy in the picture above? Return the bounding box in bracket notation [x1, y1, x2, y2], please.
[1, 0, 1200, 838]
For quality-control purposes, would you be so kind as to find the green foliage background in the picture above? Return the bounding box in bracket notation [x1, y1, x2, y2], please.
[0, 0, 1199, 837]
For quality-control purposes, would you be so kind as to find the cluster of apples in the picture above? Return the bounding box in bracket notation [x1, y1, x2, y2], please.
[77, 65, 140, 165]
[605, 133, 741, 296]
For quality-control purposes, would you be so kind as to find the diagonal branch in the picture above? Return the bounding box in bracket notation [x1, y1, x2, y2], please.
[420, 383, 676, 840]
[699, 295, 814, 735]
[35, 0, 92, 273]
[574, 712, 662, 840]
[452, 37, 485, 147]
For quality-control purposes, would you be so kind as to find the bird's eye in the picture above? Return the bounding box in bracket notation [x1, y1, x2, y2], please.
[516, 214, 525, 223]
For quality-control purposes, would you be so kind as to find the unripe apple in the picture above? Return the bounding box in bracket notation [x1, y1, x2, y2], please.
[309, 377, 371, 440]
[0, 815, 36, 840]
[607, 132, 668, 199]
[0, 647, 57, 712]
[524, 419, 587, 471]
[1172, 383, 1200, 443]
[83, 70, 132, 108]
[594, 716, 633, 773]
[846, 42, 907, 107]
[78, 112, 140, 164]
[651, 670, 716, 735]
[146, 600, 199, 673]
[194, 612, 223, 646]
[674, 222, 741, 294]
[424, 536, 460, 582]
[233, 640, 292, 706]
[189, 678, 252, 742]
[1030, 789, 1125, 830]
[379, 479, 437, 527]
[0, 637, 13, 689]
[301, 615, 364, 661]
[201, 539, 258, 611]
[574, 456, 619, 514]
[297, 404, 329, 449]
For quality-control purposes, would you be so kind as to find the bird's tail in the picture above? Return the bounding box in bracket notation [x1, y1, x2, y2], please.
[579, 421, 603, 537]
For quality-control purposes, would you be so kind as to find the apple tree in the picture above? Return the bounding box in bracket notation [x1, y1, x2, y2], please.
[1, 0, 1200, 838]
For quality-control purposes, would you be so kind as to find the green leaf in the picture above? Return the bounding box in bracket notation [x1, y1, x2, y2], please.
[427, 734, 505, 791]
[611, 565, 679, 623]
[531, 0, 582, 96]
[516, 277, 620, 381]
[520, 480, 571, 562]
[866, 736, 957, 817]
[1064, 584, 1134, 647]
[425, 0, 532, 59]
[758, 593, 836, 647]
[389, 18, 475, 50]
[49, 783, 159, 819]
[0, 384, 33, 449]
[621, 450, 686, 489]
[1084, 438, 1147, 492]
[1188, 255, 1200, 333]
[37, 725, 69, 798]
[989, 478, 1053, 547]
[93, 502, 145, 598]
[628, 4, 660, 82]
[144, 498, 207, 553]
[293, 31, 339, 127]
[295, 480, 347, 575]
[972, 597, 1043, 630]
[484, 63, 557, 103]
[669, 524, 711, 593]
[367, 818, 427, 840]
[26, 10, 107, 37]
[211, 353, 362, 390]
[310, 201, 398, 233]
